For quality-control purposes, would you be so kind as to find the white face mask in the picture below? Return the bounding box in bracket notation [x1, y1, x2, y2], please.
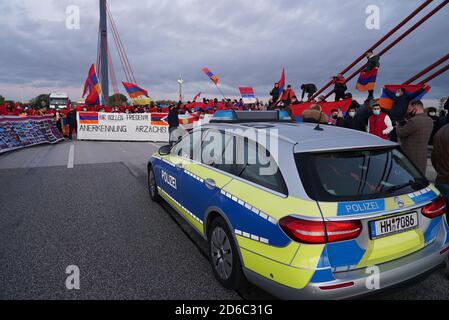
[349, 112, 356, 118]
[429, 112, 436, 117]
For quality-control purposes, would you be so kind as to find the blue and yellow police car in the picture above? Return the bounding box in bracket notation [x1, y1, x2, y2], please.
[147, 111, 448, 299]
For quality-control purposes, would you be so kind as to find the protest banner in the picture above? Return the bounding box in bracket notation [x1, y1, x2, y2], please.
[77, 112, 169, 142]
[0, 115, 64, 153]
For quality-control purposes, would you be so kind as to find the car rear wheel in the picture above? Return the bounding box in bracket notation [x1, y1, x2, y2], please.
[208, 217, 243, 289]
[148, 166, 161, 202]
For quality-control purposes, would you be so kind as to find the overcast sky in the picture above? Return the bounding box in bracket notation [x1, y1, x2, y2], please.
[0, 0, 448, 105]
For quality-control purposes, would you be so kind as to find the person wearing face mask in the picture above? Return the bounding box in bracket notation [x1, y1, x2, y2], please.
[396, 100, 434, 175]
[329, 109, 339, 125]
[382, 84, 430, 142]
[367, 104, 393, 140]
[336, 107, 365, 132]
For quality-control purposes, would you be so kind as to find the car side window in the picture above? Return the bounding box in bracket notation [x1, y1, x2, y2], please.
[200, 130, 232, 168]
[171, 130, 201, 160]
[238, 138, 287, 195]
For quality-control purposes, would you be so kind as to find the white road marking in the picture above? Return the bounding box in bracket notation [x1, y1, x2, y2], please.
[67, 145, 75, 169]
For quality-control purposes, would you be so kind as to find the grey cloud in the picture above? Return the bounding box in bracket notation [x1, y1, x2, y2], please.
[0, 0, 447, 102]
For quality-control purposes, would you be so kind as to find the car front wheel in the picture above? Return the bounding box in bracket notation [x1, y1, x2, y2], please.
[148, 166, 161, 202]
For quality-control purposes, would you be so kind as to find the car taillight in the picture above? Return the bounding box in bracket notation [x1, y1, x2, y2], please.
[279, 216, 362, 244]
[421, 196, 446, 219]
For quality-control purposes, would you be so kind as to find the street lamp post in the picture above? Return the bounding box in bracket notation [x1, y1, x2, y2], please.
[177, 75, 184, 102]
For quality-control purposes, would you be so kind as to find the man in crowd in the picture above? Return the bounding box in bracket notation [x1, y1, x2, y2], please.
[336, 106, 365, 132]
[167, 104, 180, 146]
[364, 50, 380, 102]
[396, 100, 433, 175]
[367, 104, 393, 140]
[301, 104, 328, 124]
[345, 92, 369, 130]
[332, 74, 347, 101]
[280, 85, 295, 106]
[300, 83, 317, 101]
[427, 107, 440, 145]
[270, 83, 280, 106]
[432, 123, 449, 203]
[66, 107, 77, 140]
[382, 83, 430, 142]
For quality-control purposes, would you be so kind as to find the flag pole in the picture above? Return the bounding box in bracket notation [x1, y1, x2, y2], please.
[215, 83, 228, 101]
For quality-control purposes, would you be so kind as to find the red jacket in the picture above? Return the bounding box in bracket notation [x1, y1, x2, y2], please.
[369, 113, 388, 140]
[281, 88, 295, 102]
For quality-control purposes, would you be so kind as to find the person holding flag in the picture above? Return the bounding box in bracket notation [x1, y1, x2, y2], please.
[356, 50, 380, 102]
[382, 83, 430, 142]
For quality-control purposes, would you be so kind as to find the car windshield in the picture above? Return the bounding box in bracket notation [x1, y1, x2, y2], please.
[295, 148, 428, 202]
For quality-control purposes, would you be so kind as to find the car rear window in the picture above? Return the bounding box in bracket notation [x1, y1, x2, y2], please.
[295, 148, 429, 202]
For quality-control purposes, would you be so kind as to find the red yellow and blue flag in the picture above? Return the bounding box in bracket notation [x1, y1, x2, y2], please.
[202, 67, 219, 85]
[378, 84, 431, 110]
[356, 68, 378, 92]
[79, 112, 99, 124]
[122, 82, 149, 99]
[83, 64, 101, 106]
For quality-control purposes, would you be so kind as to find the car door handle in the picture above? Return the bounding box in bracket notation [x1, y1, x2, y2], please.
[204, 178, 216, 190]
[175, 163, 183, 170]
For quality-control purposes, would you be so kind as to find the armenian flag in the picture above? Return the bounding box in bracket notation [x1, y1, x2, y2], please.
[202, 67, 219, 85]
[356, 68, 378, 92]
[378, 84, 431, 110]
[82, 64, 101, 106]
[79, 112, 99, 125]
[122, 82, 149, 99]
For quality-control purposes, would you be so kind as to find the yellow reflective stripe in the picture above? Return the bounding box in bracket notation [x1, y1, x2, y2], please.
[223, 179, 322, 220]
[290, 244, 326, 270]
[240, 248, 314, 289]
[236, 235, 299, 265]
[356, 229, 424, 268]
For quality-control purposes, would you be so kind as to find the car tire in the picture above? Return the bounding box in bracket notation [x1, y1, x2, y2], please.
[148, 166, 161, 203]
[208, 217, 244, 290]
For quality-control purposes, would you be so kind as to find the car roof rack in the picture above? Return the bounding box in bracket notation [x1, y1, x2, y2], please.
[209, 110, 292, 123]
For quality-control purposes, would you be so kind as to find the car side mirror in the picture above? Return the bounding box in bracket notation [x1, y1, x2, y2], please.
[158, 145, 172, 156]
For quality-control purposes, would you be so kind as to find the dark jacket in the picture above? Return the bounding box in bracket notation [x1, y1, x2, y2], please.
[167, 106, 179, 129]
[67, 110, 77, 127]
[270, 87, 280, 103]
[397, 113, 434, 175]
[365, 55, 380, 72]
[301, 84, 317, 100]
[336, 115, 365, 132]
[384, 88, 426, 122]
[432, 124, 449, 185]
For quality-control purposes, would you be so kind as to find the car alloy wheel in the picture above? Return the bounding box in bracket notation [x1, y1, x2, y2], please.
[211, 226, 233, 280]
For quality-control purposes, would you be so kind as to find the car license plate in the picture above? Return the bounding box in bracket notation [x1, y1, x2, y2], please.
[369, 212, 419, 239]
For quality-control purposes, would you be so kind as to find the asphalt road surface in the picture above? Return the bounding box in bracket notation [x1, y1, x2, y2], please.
[0, 140, 448, 300]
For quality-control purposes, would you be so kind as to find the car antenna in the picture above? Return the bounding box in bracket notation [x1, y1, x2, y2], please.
[314, 112, 324, 131]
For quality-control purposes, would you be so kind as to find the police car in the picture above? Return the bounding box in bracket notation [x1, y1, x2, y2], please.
[147, 111, 449, 299]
